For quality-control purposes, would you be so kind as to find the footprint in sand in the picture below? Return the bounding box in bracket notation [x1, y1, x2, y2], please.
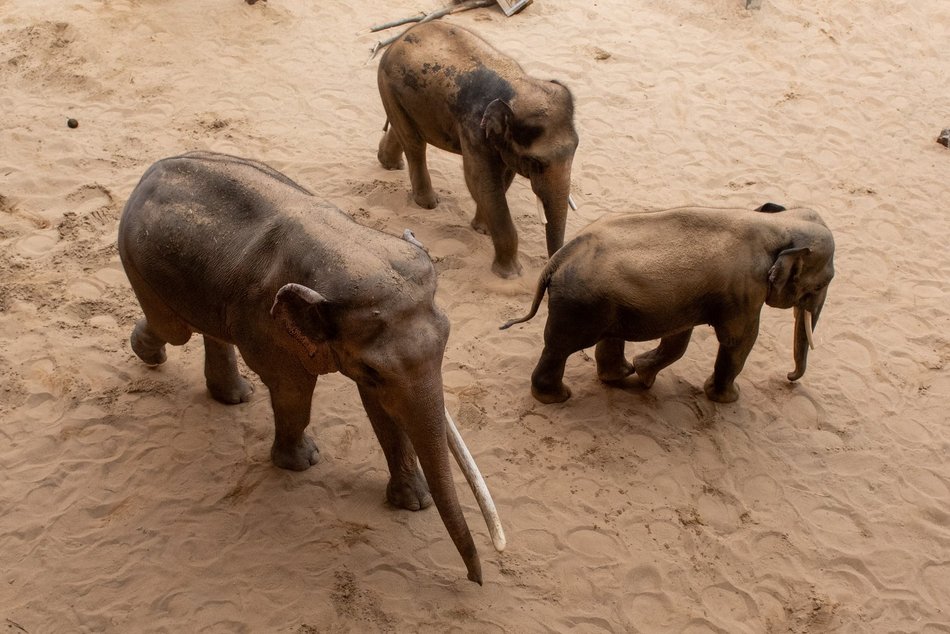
[15, 229, 60, 258]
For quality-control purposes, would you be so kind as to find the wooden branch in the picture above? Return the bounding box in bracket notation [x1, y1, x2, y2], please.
[370, 0, 495, 59]
[370, 12, 427, 33]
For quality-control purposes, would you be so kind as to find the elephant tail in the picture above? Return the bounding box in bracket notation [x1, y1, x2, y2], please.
[499, 256, 559, 330]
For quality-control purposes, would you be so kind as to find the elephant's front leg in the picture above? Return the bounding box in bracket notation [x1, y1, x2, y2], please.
[705, 318, 759, 403]
[264, 374, 320, 471]
[357, 385, 432, 511]
[462, 150, 521, 278]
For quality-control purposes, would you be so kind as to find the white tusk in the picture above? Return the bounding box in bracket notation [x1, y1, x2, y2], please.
[535, 196, 548, 225]
[444, 407, 506, 552]
[568, 193, 578, 211]
[804, 309, 815, 350]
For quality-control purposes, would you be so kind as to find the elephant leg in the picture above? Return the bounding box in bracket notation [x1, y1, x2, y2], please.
[130, 318, 169, 367]
[127, 265, 192, 365]
[705, 319, 759, 403]
[383, 105, 437, 209]
[377, 124, 405, 170]
[531, 346, 573, 404]
[634, 329, 693, 388]
[471, 167, 515, 237]
[264, 375, 320, 471]
[595, 337, 634, 383]
[357, 385, 432, 511]
[404, 138, 438, 209]
[203, 335, 253, 405]
[462, 150, 520, 278]
[531, 300, 603, 403]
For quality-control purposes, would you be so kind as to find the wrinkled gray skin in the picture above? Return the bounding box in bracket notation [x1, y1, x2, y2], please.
[118, 151, 483, 583]
[377, 21, 579, 279]
[502, 204, 835, 404]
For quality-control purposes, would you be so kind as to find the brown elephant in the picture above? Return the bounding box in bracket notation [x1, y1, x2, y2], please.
[118, 151, 504, 583]
[502, 203, 836, 404]
[377, 21, 579, 279]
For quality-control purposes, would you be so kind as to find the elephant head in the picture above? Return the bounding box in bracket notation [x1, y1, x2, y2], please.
[759, 205, 836, 382]
[480, 79, 579, 255]
[269, 255, 504, 583]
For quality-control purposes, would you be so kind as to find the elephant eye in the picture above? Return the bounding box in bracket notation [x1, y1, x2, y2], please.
[360, 363, 383, 385]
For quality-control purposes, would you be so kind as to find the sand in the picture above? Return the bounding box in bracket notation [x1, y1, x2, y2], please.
[1, 0, 949, 631]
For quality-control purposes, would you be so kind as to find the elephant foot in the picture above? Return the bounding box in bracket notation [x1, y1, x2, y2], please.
[531, 381, 571, 404]
[377, 130, 404, 170]
[386, 470, 433, 511]
[413, 189, 439, 210]
[470, 216, 490, 235]
[598, 359, 635, 384]
[491, 258, 523, 279]
[271, 435, 320, 471]
[208, 375, 254, 405]
[704, 376, 740, 403]
[130, 322, 167, 367]
[633, 366, 658, 389]
[378, 151, 404, 171]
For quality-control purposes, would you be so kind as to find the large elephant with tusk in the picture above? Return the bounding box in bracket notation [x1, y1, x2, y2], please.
[377, 21, 579, 279]
[501, 203, 835, 404]
[118, 151, 504, 584]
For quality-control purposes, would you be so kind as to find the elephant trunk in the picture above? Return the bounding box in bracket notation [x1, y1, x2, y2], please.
[787, 287, 827, 382]
[532, 162, 573, 257]
[410, 408, 483, 583]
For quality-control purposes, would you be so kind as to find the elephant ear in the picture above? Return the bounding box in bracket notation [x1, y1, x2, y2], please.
[270, 283, 336, 354]
[480, 98, 514, 142]
[768, 246, 810, 299]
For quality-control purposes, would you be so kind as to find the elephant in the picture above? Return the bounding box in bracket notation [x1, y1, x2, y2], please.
[376, 21, 579, 279]
[117, 151, 504, 584]
[501, 203, 835, 404]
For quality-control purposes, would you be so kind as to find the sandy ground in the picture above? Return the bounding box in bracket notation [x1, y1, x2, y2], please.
[1, 0, 949, 631]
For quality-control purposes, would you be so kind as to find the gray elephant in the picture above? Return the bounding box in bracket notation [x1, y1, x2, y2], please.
[377, 21, 579, 279]
[501, 203, 835, 404]
[118, 151, 504, 584]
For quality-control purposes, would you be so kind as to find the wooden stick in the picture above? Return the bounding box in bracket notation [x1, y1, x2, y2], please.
[370, 12, 427, 33]
[370, 0, 495, 59]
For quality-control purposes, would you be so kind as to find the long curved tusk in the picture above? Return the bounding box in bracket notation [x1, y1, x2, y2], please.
[444, 407, 506, 552]
[804, 309, 815, 350]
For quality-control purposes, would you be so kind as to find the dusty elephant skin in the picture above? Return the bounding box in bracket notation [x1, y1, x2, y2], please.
[377, 21, 579, 279]
[502, 204, 836, 404]
[117, 151, 502, 583]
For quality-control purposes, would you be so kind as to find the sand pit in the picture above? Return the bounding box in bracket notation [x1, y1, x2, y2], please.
[1, 0, 948, 630]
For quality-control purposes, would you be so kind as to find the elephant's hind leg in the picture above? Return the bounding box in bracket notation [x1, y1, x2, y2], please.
[126, 266, 193, 366]
[203, 336, 253, 404]
[634, 329, 693, 388]
[595, 337, 634, 383]
[383, 105, 437, 208]
[531, 347, 573, 404]
[531, 302, 601, 403]
[131, 318, 169, 366]
[377, 123, 405, 170]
